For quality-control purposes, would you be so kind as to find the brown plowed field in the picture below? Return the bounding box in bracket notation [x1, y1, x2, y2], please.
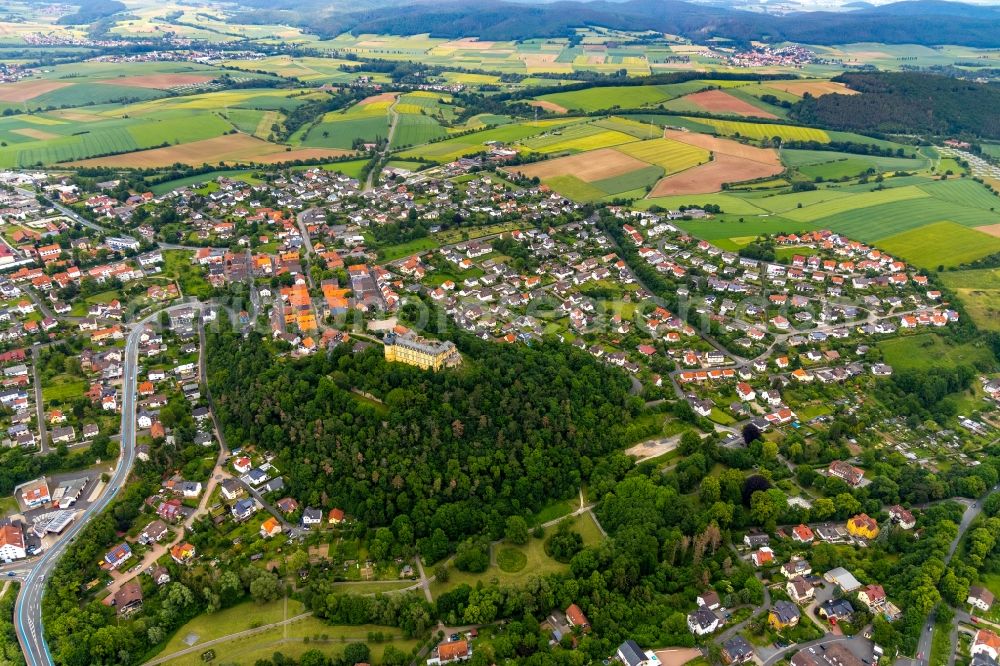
[649, 153, 784, 196]
[0, 80, 71, 102]
[529, 100, 568, 114]
[663, 129, 781, 164]
[767, 80, 859, 97]
[685, 89, 778, 119]
[509, 148, 650, 182]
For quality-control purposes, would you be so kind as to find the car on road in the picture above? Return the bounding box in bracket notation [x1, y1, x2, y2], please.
[6, 572, 14, 577]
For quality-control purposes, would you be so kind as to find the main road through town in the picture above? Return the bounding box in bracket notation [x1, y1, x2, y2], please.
[14, 302, 200, 666]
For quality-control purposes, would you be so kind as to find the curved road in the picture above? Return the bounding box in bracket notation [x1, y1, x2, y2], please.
[14, 302, 199, 666]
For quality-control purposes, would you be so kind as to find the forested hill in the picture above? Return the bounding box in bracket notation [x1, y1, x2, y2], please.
[207, 323, 649, 557]
[238, 0, 1000, 47]
[791, 72, 1000, 140]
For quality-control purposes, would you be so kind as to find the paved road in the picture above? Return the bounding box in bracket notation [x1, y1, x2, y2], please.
[16, 187, 131, 239]
[14, 302, 198, 666]
[30, 346, 48, 455]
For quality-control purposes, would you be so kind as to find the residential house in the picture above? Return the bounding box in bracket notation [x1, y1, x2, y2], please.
[616, 640, 657, 666]
[818, 599, 854, 624]
[828, 460, 865, 487]
[427, 639, 471, 666]
[769, 600, 801, 629]
[0, 524, 26, 562]
[566, 603, 590, 632]
[974, 630, 1000, 662]
[722, 636, 754, 664]
[139, 520, 169, 545]
[792, 524, 814, 543]
[787, 577, 814, 603]
[889, 505, 916, 530]
[824, 567, 862, 593]
[260, 516, 282, 538]
[847, 513, 879, 539]
[104, 543, 132, 569]
[751, 547, 774, 567]
[696, 590, 721, 610]
[969, 586, 995, 612]
[687, 608, 720, 636]
[170, 542, 195, 564]
[857, 584, 886, 611]
[113, 581, 143, 616]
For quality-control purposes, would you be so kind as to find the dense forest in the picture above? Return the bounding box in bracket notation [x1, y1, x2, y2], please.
[207, 321, 649, 558]
[792, 72, 1000, 139]
[233, 0, 1000, 47]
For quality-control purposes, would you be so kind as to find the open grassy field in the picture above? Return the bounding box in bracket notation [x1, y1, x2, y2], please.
[429, 512, 605, 596]
[879, 333, 996, 372]
[940, 268, 1000, 332]
[810, 197, 1000, 242]
[877, 221, 1000, 269]
[153, 599, 419, 666]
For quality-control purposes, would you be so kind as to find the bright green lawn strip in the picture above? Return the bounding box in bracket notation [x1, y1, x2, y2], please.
[814, 198, 1000, 243]
[377, 237, 439, 261]
[878, 333, 995, 372]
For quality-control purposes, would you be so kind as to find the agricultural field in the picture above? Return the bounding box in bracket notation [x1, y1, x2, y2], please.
[667, 89, 779, 119]
[877, 221, 1000, 269]
[782, 149, 930, 180]
[396, 118, 579, 163]
[509, 133, 710, 201]
[940, 268, 1000, 332]
[533, 79, 746, 113]
[648, 129, 783, 196]
[301, 93, 394, 150]
[690, 118, 830, 143]
[0, 88, 326, 167]
[517, 121, 638, 154]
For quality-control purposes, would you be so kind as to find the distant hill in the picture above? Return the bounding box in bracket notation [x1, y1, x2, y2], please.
[240, 0, 1000, 47]
[791, 72, 1000, 139]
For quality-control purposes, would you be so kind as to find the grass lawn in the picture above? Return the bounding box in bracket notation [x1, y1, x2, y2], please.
[164, 250, 213, 299]
[329, 580, 413, 594]
[430, 512, 604, 596]
[155, 612, 419, 666]
[157, 598, 306, 657]
[528, 498, 576, 527]
[497, 547, 528, 573]
[377, 237, 439, 261]
[42, 376, 87, 403]
[0, 495, 18, 517]
[879, 333, 996, 372]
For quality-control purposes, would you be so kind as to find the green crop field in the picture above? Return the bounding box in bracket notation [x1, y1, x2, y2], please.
[877, 221, 1000, 269]
[518, 122, 637, 153]
[593, 116, 663, 139]
[149, 169, 263, 195]
[692, 118, 830, 143]
[635, 193, 770, 215]
[811, 197, 1000, 242]
[545, 175, 608, 201]
[673, 215, 820, 240]
[591, 165, 664, 196]
[782, 185, 928, 222]
[398, 120, 576, 162]
[917, 178, 1000, 210]
[615, 137, 710, 173]
[536, 85, 674, 112]
[390, 113, 447, 148]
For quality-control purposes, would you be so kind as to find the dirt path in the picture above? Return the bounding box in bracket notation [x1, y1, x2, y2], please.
[364, 98, 399, 192]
